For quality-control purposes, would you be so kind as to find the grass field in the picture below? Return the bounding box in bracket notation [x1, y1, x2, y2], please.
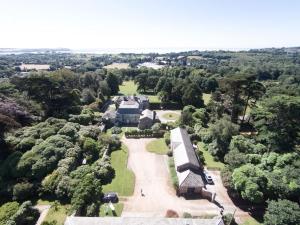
[102, 145, 135, 196]
[241, 217, 262, 225]
[99, 203, 124, 217]
[148, 95, 161, 103]
[119, 81, 138, 95]
[103, 63, 130, 69]
[146, 138, 169, 154]
[118, 81, 161, 103]
[198, 142, 224, 170]
[203, 93, 212, 105]
[43, 203, 70, 225]
[168, 157, 179, 188]
[161, 112, 180, 121]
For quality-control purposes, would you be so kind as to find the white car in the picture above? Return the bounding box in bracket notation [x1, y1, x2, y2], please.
[204, 171, 213, 184]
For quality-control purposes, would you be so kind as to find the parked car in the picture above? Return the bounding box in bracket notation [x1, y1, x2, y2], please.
[102, 192, 119, 203]
[204, 171, 214, 184]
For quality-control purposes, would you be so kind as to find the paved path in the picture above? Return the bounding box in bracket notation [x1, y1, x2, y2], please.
[34, 205, 51, 225]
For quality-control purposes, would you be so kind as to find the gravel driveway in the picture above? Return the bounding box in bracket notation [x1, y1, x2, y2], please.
[121, 137, 222, 217]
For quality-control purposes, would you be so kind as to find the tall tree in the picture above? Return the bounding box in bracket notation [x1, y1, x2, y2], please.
[264, 199, 300, 225]
[105, 72, 119, 95]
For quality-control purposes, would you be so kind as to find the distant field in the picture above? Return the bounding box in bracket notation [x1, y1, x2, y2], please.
[104, 63, 130, 69]
[118, 81, 161, 103]
[187, 55, 203, 60]
[119, 81, 137, 95]
[19, 63, 50, 71]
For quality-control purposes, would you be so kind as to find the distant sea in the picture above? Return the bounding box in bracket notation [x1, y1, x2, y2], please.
[0, 47, 251, 55]
[70, 47, 250, 54]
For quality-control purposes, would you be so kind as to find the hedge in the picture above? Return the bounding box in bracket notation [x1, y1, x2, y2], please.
[125, 129, 164, 138]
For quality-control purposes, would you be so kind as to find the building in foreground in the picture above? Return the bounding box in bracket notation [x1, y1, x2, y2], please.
[65, 216, 224, 225]
[171, 127, 205, 196]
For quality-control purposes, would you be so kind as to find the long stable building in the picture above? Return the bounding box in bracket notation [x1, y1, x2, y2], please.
[171, 127, 205, 195]
[65, 217, 224, 225]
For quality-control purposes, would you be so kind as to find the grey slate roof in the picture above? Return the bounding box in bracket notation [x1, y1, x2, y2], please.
[140, 109, 154, 120]
[117, 101, 140, 114]
[171, 127, 204, 188]
[65, 217, 224, 225]
[180, 170, 205, 188]
[171, 127, 201, 169]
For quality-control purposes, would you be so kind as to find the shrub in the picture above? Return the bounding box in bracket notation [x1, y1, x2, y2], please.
[164, 132, 170, 145]
[15, 137, 36, 152]
[0, 201, 19, 224]
[167, 150, 173, 157]
[83, 138, 101, 162]
[221, 167, 234, 189]
[58, 122, 80, 140]
[165, 209, 179, 218]
[69, 113, 93, 125]
[13, 182, 34, 201]
[40, 128, 57, 139]
[168, 157, 178, 189]
[196, 149, 205, 165]
[7, 201, 40, 225]
[78, 125, 101, 139]
[223, 213, 237, 225]
[111, 126, 122, 134]
[151, 123, 162, 132]
[87, 98, 103, 111]
[183, 212, 192, 218]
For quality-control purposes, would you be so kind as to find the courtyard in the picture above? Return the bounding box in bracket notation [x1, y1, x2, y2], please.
[120, 137, 248, 219]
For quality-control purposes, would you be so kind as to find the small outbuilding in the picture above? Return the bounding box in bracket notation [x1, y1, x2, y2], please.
[138, 109, 156, 130]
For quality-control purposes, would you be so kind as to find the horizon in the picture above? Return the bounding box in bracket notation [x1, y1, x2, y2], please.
[0, 46, 299, 55]
[1, 0, 300, 49]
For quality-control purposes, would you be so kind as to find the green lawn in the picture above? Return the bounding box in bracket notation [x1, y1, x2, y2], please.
[43, 203, 70, 225]
[148, 95, 161, 103]
[161, 112, 180, 121]
[198, 142, 224, 170]
[119, 81, 137, 95]
[146, 138, 169, 154]
[99, 203, 124, 217]
[241, 217, 262, 225]
[168, 157, 179, 188]
[118, 81, 161, 103]
[203, 93, 211, 105]
[102, 145, 135, 196]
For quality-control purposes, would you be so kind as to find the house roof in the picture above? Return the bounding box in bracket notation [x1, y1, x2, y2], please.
[65, 217, 224, 225]
[140, 109, 154, 120]
[117, 100, 140, 114]
[177, 169, 204, 188]
[171, 127, 201, 169]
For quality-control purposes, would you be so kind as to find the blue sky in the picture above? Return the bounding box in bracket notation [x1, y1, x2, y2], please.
[0, 0, 299, 49]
